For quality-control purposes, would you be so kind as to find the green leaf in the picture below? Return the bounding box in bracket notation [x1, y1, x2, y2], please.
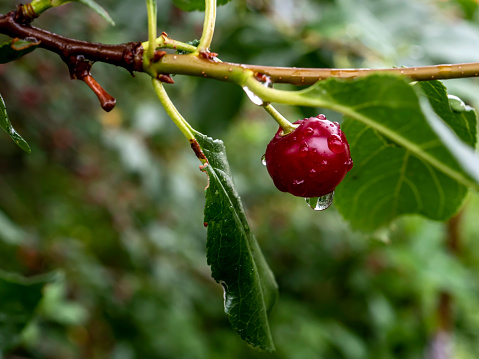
[329, 77, 478, 230]
[0, 270, 58, 351]
[194, 131, 278, 351]
[0, 94, 31, 153]
[335, 119, 468, 230]
[75, 0, 115, 26]
[172, 0, 232, 12]
[0, 38, 40, 64]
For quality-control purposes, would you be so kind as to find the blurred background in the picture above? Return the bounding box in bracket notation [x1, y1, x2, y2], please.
[1, 0, 479, 357]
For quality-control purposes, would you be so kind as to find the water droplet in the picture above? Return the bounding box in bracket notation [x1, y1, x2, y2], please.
[242, 86, 264, 106]
[448, 95, 467, 113]
[262, 74, 273, 88]
[305, 191, 334, 211]
[299, 142, 309, 157]
[261, 154, 267, 166]
[327, 134, 345, 153]
[308, 169, 318, 178]
[345, 158, 353, 171]
[333, 121, 340, 128]
[305, 127, 314, 136]
[316, 114, 326, 120]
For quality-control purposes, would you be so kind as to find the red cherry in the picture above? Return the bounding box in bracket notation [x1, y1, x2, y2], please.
[264, 115, 353, 197]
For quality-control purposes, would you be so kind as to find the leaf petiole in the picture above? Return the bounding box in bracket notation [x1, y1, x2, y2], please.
[151, 79, 202, 157]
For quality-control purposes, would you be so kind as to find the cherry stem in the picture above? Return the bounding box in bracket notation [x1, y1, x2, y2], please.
[263, 104, 297, 135]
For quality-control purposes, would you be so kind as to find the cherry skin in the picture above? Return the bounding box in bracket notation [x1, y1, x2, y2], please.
[264, 114, 353, 197]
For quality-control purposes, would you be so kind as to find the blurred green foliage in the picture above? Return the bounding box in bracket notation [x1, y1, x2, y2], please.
[1, 0, 479, 357]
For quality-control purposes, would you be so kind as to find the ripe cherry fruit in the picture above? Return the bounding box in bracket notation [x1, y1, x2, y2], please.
[264, 114, 353, 200]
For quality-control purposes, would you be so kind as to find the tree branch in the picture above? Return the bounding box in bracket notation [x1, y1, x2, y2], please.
[4, 4, 479, 112]
[0, 11, 143, 73]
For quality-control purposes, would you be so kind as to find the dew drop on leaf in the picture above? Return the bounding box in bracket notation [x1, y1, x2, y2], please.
[305, 191, 335, 211]
[448, 94, 467, 113]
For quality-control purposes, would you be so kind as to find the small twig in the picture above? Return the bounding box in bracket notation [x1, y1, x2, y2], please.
[81, 75, 116, 112]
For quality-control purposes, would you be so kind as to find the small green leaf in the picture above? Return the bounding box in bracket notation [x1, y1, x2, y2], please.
[75, 0, 115, 26]
[173, 0, 232, 12]
[0, 38, 40, 64]
[0, 270, 58, 351]
[0, 94, 31, 153]
[195, 131, 278, 351]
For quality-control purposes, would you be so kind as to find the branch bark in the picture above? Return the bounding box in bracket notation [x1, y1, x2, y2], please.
[0, 11, 143, 73]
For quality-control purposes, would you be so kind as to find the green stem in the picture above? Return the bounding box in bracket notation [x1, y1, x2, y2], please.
[151, 79, 195, 141]
[263, 104, 297, 135]
[145, 0, 157, 60]
[197, 0, 216, 52]
[30, 0, 52, 15]
[142, 35, 197, 54]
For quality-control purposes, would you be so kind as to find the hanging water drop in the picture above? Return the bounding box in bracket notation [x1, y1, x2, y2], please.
[261, 154, 267, 166]
[345, 158, 354, 171]
[305, 191, 334, 211]
[242, 86, 264, 106]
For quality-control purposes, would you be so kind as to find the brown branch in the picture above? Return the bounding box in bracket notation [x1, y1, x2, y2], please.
[0, 8, 144, 111]
[0, 11, 143, 73]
